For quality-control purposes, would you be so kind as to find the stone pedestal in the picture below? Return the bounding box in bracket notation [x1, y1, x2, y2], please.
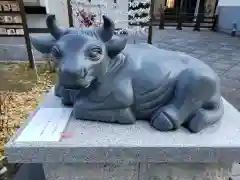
[42, 163, 231, 180]
[5, 89, 240, 180]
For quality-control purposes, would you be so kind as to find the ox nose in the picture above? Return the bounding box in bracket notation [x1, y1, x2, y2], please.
[60, 67, 88, 81]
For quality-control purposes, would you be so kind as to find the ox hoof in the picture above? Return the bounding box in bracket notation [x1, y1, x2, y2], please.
[151, 112, 174, 131]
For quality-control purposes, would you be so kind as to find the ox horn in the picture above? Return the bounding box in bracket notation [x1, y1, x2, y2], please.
[46, 14, 65, 40]
[98, 15, 115, 42]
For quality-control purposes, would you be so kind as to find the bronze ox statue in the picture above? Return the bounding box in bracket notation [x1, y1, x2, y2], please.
[31, 15, 223, 133]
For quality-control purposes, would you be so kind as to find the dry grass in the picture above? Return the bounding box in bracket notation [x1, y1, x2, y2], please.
[0, 62, 56, 157]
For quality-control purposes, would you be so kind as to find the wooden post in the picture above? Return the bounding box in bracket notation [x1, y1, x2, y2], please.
[193, 0, 206, 31]
[176, 0, 184, 30]
[212, 0, 219, 15]
[211, 14, 218, 31]
[147, 0, 155, 44]
[194, 0, 201, 19]
[211, 0, 219, 31]
[18, 0, 34, 68]
[159, 4, 165, 29]
[67, 0, 74, 27]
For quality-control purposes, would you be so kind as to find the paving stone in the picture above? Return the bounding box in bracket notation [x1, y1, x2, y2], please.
[155, 43, 171, 49]
[232, 176, 240, 180]
[221, 86, 240, 102]
[229, 65, 240, 71]
[222, 89, 240, 109]
[232, 163, 240, 176]
[215, 59, 239, 66]
[220, 78, 240, 90]
[191, 50, 209, 56]
[199, 56, 218, 64]
[221, 85, 238, 93]
[224, 70, 240, 81]
[211, 62, 234, 71]
[231, 57, 240, 62]
[207, 53, 227, 59]
[186, 52, 202, 59]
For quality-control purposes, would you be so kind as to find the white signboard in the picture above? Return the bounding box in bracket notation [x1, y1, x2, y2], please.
[16, 108, 72, 142]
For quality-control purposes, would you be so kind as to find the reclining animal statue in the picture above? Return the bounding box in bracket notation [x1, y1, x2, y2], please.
[31, 14, 224, 133]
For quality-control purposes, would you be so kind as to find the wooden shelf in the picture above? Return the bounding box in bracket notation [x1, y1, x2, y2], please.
[0, 34, 23, 36]
[0, 22, 22, 25]
[0, 11, 20, 14]
[0, 0, 20, 1]
[0, 26, 23, 29]
[0, 0, 40, 68]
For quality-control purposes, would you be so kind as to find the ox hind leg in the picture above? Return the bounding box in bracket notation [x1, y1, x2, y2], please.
[151, 68, 222, 133]
[182, 94, 223, 133]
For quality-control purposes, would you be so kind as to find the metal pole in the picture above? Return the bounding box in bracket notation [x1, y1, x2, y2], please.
[147, 0, 155, 44]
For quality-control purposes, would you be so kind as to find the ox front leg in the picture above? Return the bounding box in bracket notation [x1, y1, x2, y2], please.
[151, 68, 218, 132]
[54, 79, 63, 97]
[54, 80, 75, 106]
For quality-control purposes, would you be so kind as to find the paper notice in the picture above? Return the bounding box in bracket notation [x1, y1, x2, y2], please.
[16, 108, 72, 142]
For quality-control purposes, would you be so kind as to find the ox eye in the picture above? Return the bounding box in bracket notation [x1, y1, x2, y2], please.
[88, 47, 102, 61]
[51, 45, 62, 59]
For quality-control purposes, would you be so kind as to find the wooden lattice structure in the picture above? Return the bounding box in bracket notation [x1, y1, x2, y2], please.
[0, 0, 34, 68]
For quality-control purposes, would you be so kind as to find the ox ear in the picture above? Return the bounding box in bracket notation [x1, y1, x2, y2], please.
[30, 34, 56, 54]
[105, 37, 127, 58]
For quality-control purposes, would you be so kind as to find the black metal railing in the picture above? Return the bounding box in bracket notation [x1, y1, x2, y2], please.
[130, 13, 216, 30]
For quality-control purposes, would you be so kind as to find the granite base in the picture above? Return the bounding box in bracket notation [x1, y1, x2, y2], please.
[43, 162, 231, 180]
[5, 88, 240, 180]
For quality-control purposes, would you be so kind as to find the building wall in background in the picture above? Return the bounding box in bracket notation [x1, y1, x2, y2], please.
[217, 0, 240, 36]
[45, 0, 69, 27]
[23, 0, 40, 6]
[39, 0, 46, 7]
[218, 0, 240, 6]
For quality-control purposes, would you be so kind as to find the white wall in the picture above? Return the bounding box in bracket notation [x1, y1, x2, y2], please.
[45, 0, 70, 27]
[218, 0, 240, 6]
[39, 0, 46, 7]
[23, 0, 39, 6]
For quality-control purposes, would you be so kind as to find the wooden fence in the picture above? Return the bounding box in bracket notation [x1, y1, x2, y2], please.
[146, 0, 218, 44]
[26, 0, 219, 52]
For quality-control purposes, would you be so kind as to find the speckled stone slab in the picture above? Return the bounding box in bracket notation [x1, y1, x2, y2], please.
[138, 162, 232, 180]
[43, 162, 139, 180]
[4, 87, 240, 164]
[42, 162, 232, 180]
